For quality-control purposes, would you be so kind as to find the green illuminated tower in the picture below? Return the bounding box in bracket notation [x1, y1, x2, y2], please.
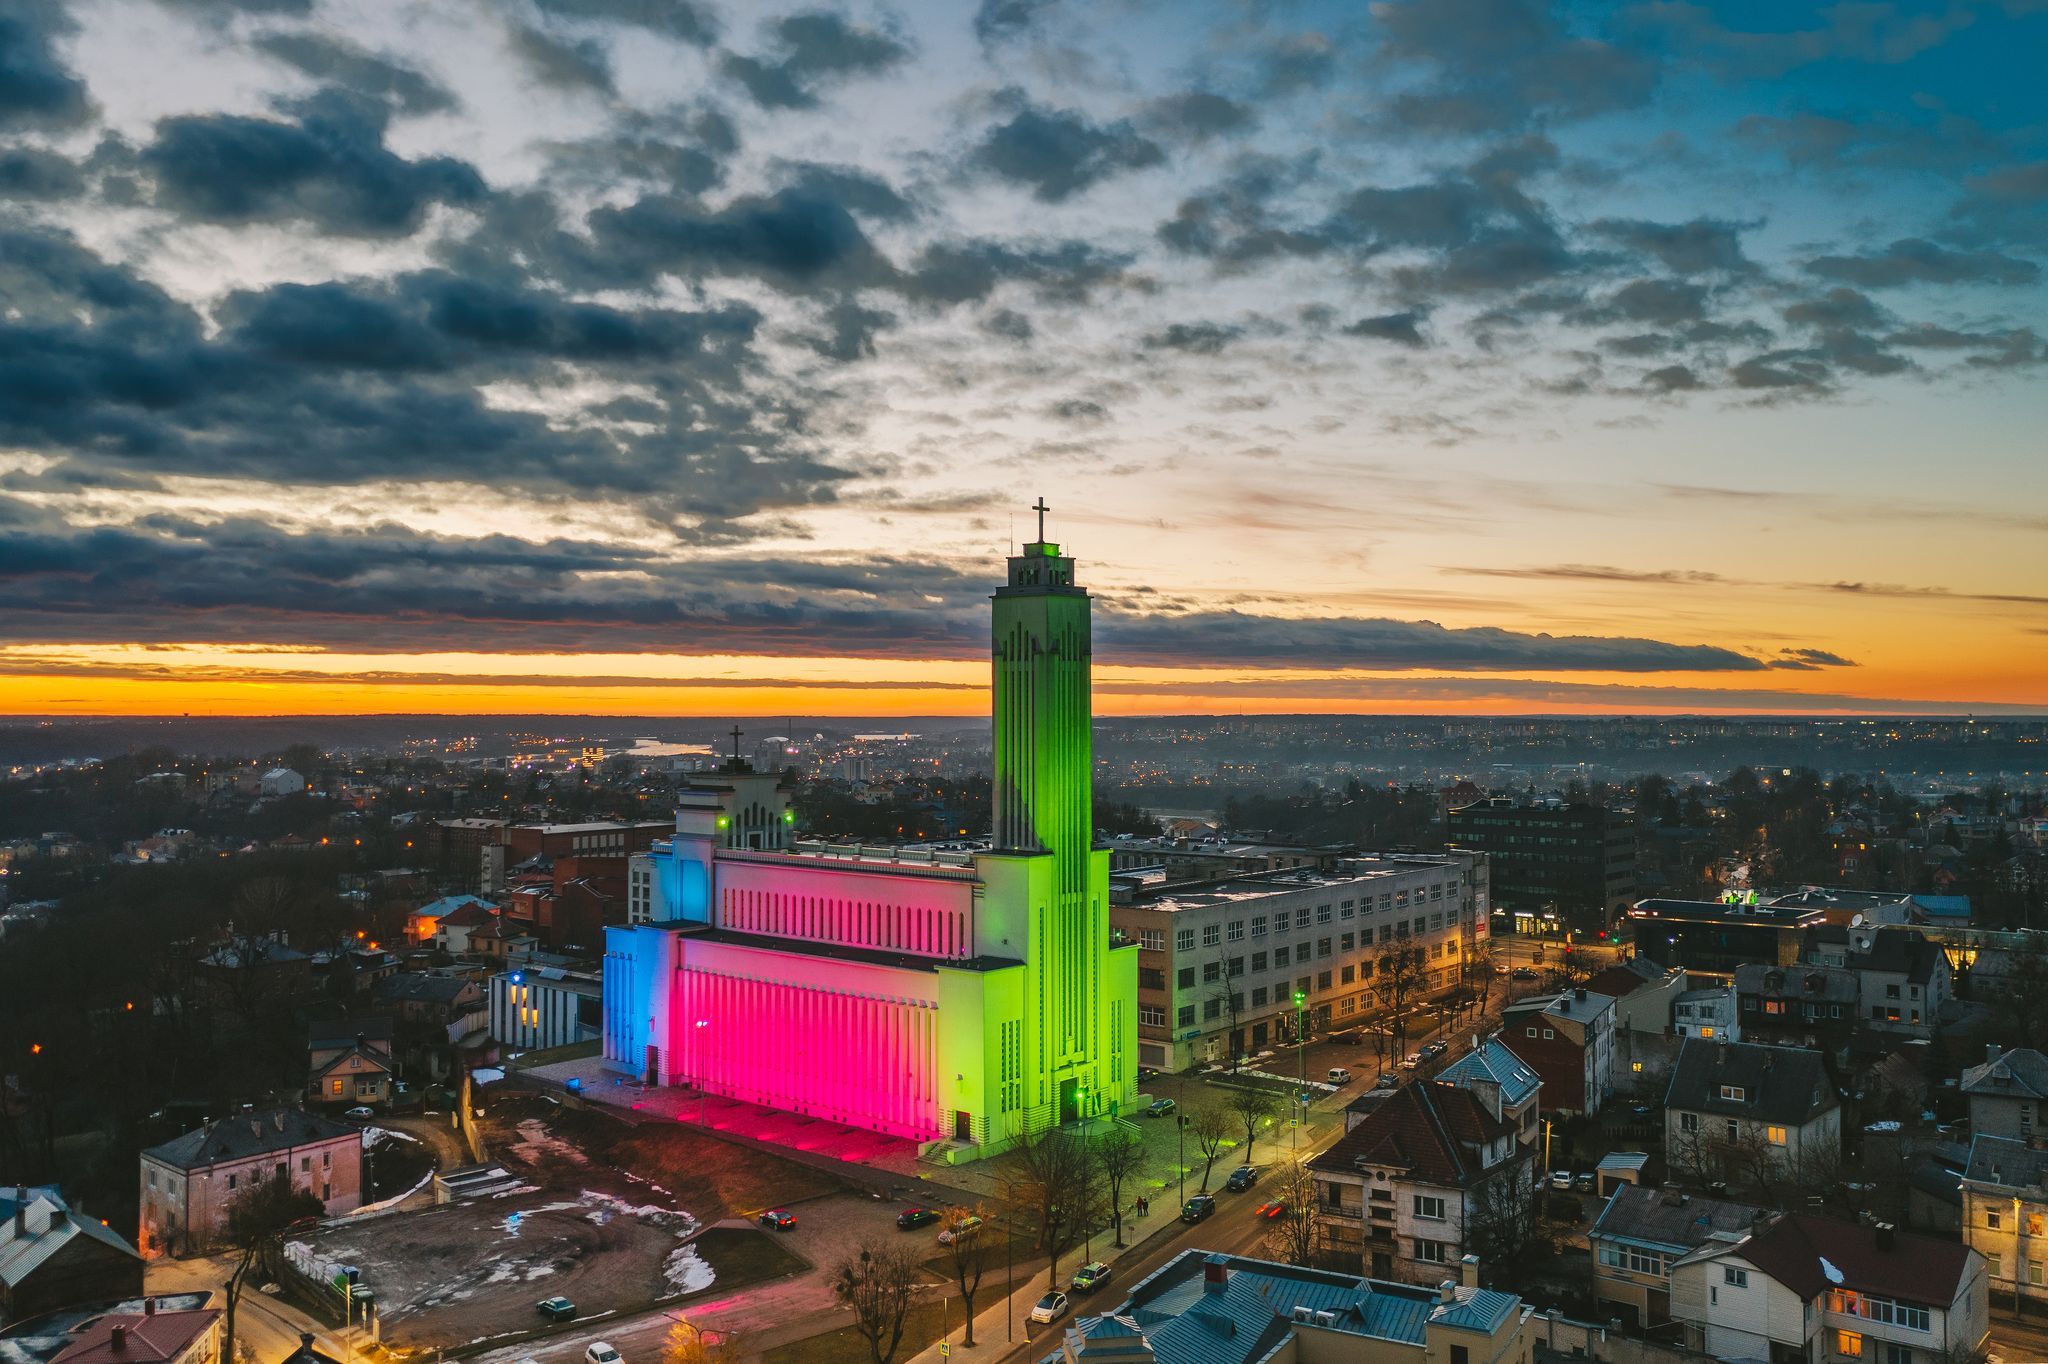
[982, 497, 1135, 1132]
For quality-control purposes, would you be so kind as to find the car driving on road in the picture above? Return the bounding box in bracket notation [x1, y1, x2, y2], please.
[1145, 1098, 1176, 1118]
[1225, 1165, 1260, 1192]
[1070, 1262, 1112, 1295]
[757, 1209, 796, 1231]
[1181, 1193, 1216, 1222]
[535, 1296, 575, 1322]
[895, 1207, 940, 1230]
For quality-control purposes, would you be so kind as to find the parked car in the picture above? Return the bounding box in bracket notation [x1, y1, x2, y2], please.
[1254, 1201, 1287, 1220]
[1181, 1194, 1216, 1223]
[896, 1207, 941, 1230]
[937, 1214, 983, 1245]
[758, 1209, 797, 1231]
[343, 1106, 376, 1120]
[1145, 1098, 1177, 1118]
[1400, 1053, 1423, 1070]
[1574, 1172, 1596, 1193]
[1511, 967, 1540, 981]
[1421, 1041, 1447, 1059]
[1028, 1292, 1070, 1325]
[1375, 1072, 1399, 1089]
[1070, 1262, 1112, 1295]
[1325, 1067, 1352, 1085]
[535, 1297, 576, 1322]
[1549, 1171, 1572, 1191]
[1225, 1165, 1260, 1192]
[584, 1345, 621, 1364]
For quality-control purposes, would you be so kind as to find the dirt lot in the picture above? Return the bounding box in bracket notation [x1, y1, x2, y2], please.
[295, 1094, 840, 1353]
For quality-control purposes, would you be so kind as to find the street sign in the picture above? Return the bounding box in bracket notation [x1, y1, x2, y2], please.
[940, 1345, 950, 1357]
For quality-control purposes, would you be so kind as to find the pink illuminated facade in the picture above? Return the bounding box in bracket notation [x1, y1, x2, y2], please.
[603, 528, 1139, 1160]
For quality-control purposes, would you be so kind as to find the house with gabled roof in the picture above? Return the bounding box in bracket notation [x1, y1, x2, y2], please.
[1437, 1037, 1542, 1148]
[1668, 1212, 1987, 1364]
[1588, 1183, 1761, 1329]
[48, 1307, 221, 1364]
[1958, 1133, 2048, 1312]
[1961, 1045, 2047, 1141]
[0, 1187, 144, 1324]
[1308, 1079, 1534, 1285]
[1035, 1249, 1532, 1364]
[305, 1020, 394, 1109]
[1662, 1039, 1840, 1189]
[137, 1109, 360, 1258]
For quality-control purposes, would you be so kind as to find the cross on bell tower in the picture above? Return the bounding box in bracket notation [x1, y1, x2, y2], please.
[1032, 496, 1049, 544]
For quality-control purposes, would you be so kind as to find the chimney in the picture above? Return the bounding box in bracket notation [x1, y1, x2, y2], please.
[12, 1202, 23, 1236]
[274, 1112, 286, 1132]
[144, 1299, 156, 1317]
[110, 1326, 127, 1353]
[1987, 1044, 2002, 1065]
[1875, 1222, 1896, 1251]
[1460, 1254, 1481, 1289]
[299, 1334, 316, 1358]
[1438, 1279, 1457, 1304]
[1202, 1253, 1229, 1294]
[1574, 987, 1588, 1002]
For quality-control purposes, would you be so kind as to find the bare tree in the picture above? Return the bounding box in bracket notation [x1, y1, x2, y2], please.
[221, 1172, 324, 1364]
[1667, 1117, 1718, 1185]
[1224, 1086, 1279, 1163]
[996, 1127, 1094, 1288]
[1209, 956, 1246, 1069]
[1465, 1161, 1540, 1276]
[832, 1240, 921, 1364]
[1262, 1158, 1324, 1267]
[937, 1207, 994, 1347]
[1089, 1125, 1146, 1249]
[1188, 1102, 1232, 1192]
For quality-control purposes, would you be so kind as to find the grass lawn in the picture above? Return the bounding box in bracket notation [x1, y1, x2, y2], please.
[763, 1298, 954, 1364]
[691, 1226, 810, 1287]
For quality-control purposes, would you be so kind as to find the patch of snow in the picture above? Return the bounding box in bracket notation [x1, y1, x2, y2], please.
[508, 1118, 588, 1167]
[1819, 1256, 1846, 1285]
[362, 1125, 422, 1147]
[1864, 1120, 1901, 1133]
[663, 1244, 715, 1295]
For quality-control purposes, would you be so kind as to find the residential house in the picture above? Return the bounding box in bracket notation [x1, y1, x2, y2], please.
[0, 1188, 145, 1324]
[306, 1021, 395, 1108]
[1961, 1046, 2047, 1141]
[1589, 1183, 1762, 1329]
[370, 973, 484, 1027]
[1734, 963, 1859, 1050]
[1580, 958, 1685, 1034]
[1958, 1133, 2048, 1311]
[1497, 987, 1614, 1115]
[408, 894, 494, 946]
[1663, 1040, 1842, 1189]
[1669, 1213, 1987, 1364]
[1036, 1249, 1532, 1364]
[137, 1108, 361, 1257]
[1437, 1038, 1543, 1149]
[1804, 926, 1951, 1037]
[49, 1309, 222, 1364]
[1671, 986, 1740, 1042]
[1308, 1079, 1534, 1284]
[430, 901, 499, 956]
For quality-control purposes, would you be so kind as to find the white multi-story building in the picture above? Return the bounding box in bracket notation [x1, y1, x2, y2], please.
[1670, 1213, 1987, 1364]
[1671, 986, 1740, 1041]
[1111, 851, 1487, 1071]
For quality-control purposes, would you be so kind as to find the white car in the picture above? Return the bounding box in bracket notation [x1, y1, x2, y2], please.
[585, 1345, 622, 1364]
[1548, 1171, 1572, 1191]
[1028, 1292, 1069, 1325]
[343, 1106, 375, 1120]
[1326, 1067, 1352, 1085]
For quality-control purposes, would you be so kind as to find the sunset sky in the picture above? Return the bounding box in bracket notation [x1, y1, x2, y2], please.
[1, 0, 2044, 717]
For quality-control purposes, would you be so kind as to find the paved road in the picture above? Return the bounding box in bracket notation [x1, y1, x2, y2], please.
[147, 1254, 368, 1364]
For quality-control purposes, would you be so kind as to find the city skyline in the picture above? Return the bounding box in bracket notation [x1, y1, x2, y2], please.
[2, 0, 2045, 717]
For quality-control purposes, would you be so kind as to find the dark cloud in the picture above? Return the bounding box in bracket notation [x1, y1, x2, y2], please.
[1444, 563, 1728, 585]
[805, 300, 896, 362]
[1768, 647, 1856, 670]
[1046, 397, 1110, 424]
[1641, 363, 1703, 391]
[533, 0, 717, 46]
[1589, 216, 1751, 274]
[1156, 160, 1330, 268]
[254, 32, 458, 115]
[1573, 278, 1710, 327]
[1140, 90, 1255, 144]
[902, 237, 1132, 305]
[0, 144, 83, 198]
[543, 120, 730, 196]
[0, 225, 854, 532]
[1626, 2, 1976, 78]
[1342, 312, 1428, 346]
[1782, 287, 1887, 330]
[778, 161, 916, 222]
[0, 3, 91, 129]
[1730, 351, 1831, 390]
[1372, 0, 1655, 135]
[980, 308, 1033, 342]
[1143, 321, 1240, 354]
[1254, 33, 1337, 95]
[1327, 164, 1588, 294]
[509, 24, 615, 95]
[722, 12, 911, 110]
[971, 97, 1165, 202]
[1886, 323, 2045, 368]
[0, 500, 1809, 674]
[585, 187, 890, 291]
[139, 90, 487, 236]
[1805, 237, 2039, 288]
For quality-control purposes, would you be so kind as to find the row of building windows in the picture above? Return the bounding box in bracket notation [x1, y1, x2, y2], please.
[1169, 938, 1464, 996]
[1164, 890, 1459, 953]
[1825, 1291, 1931, 1332]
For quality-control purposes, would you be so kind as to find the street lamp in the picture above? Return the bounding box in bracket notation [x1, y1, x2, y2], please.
[693, 1019, 711, 1125]
[1177, 1114, 1190, 1206]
